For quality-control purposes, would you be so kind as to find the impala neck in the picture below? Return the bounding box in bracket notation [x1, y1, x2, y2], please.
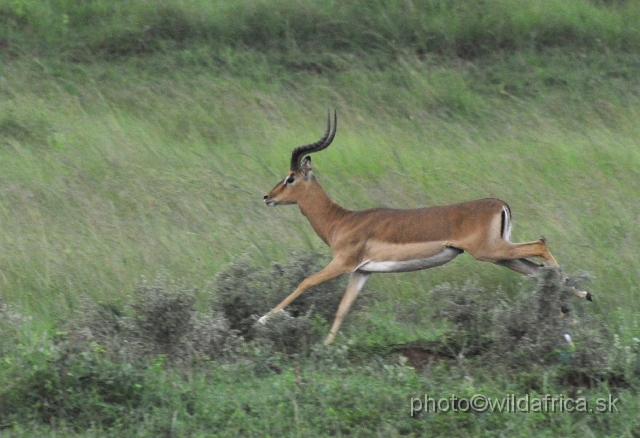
[297, 176, 348, 245]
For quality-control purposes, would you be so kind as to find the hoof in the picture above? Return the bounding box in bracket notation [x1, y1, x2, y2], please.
[560, 305, 570, 315]
[323, 333, 336, 346]
[586, 292, 593, 302]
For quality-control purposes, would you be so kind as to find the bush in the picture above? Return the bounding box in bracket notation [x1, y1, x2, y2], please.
[490, 268, 609, 374]
[131, 273, 199, 359]
[429, 280, 501, 357]
[52, 251, 348, 374]
[0, 273, 242, 429]
[429, 267, 613, 378]
[0, 333, 145, 429]
[213, 252, 347, 345]
[252, 308, 327, 355]
[68, 271, 239, 367]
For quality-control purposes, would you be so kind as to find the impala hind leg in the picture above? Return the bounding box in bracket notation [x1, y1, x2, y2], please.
[494, 258, 541, 276]
[503, 239, 559, 266]
[494, 258, 592, 300]
[324, 272, 370, 345]
[258, 258, 349, 325]
[471, 238, 558, 266]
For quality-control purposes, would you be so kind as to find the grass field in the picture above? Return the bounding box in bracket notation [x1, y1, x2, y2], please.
[1, 0, 640, 436]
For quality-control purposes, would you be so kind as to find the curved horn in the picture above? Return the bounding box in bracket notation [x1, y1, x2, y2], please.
[290, 110, 337, 171]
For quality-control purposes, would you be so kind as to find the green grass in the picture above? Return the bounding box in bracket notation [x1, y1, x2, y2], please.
[2, 0, 640, 60]
[1, 59, 638, 322]
[1, 0, 640, 435]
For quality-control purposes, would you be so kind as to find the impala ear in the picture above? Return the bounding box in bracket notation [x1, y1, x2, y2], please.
[301, 156, 312, 178]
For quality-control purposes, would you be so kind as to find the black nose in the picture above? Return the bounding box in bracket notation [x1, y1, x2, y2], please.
[263, 195, 268, 199]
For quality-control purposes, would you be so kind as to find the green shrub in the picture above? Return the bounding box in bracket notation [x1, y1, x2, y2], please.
[213, 252, 347, 344]
[0, 338, 145, 429]
[132, 272, 199, 358]
[490, 268, 609, 374]
[252, 308, 327, 355]
[0, 273, 241, 429]
[429, 280, 501, 357]
[67, 272, 239, 367]
[429, 268, 614, 380]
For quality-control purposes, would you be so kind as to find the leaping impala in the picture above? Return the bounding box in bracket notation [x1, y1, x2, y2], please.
[259, 111, 590, 345]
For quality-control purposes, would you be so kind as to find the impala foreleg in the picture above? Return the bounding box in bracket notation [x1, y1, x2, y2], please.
[258, 259, 349, 325]
[324, 272, 370, 345]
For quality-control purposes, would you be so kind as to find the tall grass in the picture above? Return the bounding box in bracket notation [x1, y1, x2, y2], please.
[1, 55, 638, 329]
[2, 0, 640, 61]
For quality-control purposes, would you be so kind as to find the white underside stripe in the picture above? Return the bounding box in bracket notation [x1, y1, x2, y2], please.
[356, 247, 462, 273]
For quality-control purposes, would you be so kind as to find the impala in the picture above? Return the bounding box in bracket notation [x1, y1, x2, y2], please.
[259, 111, 590, 345]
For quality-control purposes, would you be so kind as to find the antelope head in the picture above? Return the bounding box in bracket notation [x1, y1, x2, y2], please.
[263, 110, 337, 206]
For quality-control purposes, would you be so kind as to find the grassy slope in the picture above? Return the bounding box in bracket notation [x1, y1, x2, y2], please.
[1, 54, 638, 330]
[1, 0, 640, 435]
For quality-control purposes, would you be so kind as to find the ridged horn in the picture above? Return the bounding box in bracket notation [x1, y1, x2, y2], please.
[290, 110, 337, 171]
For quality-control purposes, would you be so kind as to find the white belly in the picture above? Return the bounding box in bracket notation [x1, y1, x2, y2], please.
[356, 247, 463, 273]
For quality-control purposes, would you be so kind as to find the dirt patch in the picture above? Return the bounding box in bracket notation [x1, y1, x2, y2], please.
[393, 341, 455, 370]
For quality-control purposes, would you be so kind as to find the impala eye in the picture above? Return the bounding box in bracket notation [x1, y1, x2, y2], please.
[286, 177, 295, 184]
